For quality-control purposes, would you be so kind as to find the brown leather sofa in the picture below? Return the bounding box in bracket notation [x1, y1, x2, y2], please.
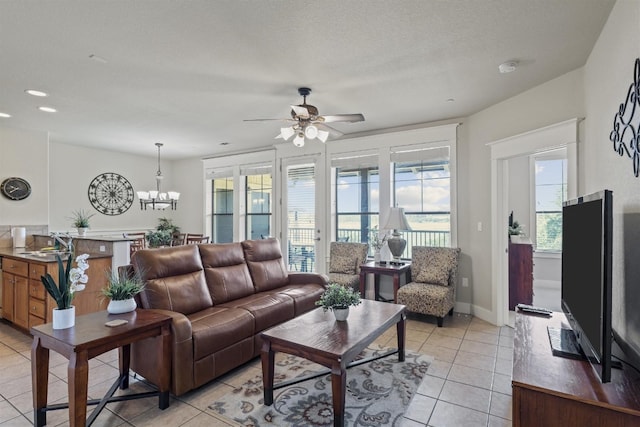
[124, 238, 327, 396]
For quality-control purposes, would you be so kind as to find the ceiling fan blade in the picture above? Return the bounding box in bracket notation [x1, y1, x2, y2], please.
[316, 123, 344, 138]
[291, 105, 310, 119]
[243, 118, 297, 122]
[317, 113, 365, 123]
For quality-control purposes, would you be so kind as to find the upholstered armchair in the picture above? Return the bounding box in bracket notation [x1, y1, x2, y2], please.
[328, 242, 369, 290]
[396, 246, 461, 327]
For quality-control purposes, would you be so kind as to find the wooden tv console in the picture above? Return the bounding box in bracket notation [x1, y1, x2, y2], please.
[512, 312, 640, 426]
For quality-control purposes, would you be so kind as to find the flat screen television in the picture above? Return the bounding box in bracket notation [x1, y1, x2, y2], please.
[561, 189, 613, 383]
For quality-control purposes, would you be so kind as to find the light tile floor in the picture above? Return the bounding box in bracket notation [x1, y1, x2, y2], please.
[0, 313, 513, 426]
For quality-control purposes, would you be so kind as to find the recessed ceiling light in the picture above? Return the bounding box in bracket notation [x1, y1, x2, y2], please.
[0, 112, 11, 118]
[498, 61, 519, 73]
[25, 89, 48, 97]
[220, 142, 230, 146]
[38, 106, 57, 113]
[446, 98, 455, 102]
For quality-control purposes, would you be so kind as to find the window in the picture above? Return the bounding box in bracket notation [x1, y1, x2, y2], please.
[534, 157, 567, 251]
[245, 173, 272, 240]
[392, 146, 451, 258]
[212, 177, 233, 243]
[333, 153, 380, 247]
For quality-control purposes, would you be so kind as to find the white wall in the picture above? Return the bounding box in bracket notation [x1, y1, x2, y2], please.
[172, 157, 205, 234]
[582, 0, 640, 357]
[459, 68, 585, 315]
[0, 126, 49, 225]
[49, 142, 180, 233]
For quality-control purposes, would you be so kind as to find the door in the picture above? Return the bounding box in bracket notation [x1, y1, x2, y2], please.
[283, 160, 321, 272]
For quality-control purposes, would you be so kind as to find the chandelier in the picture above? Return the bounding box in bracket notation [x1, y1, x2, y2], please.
[137, 143, 179, 210]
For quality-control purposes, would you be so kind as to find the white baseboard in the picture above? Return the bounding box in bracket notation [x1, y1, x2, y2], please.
[454, 302, 471, 314]
[469, 304, 497, 325]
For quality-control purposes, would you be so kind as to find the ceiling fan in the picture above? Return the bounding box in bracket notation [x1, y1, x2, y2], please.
[244, 87, 365, 147]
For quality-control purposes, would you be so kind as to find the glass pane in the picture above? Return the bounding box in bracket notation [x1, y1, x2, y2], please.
[246, 174, 272, 214]
[213, 214, 233, 243]
[287, 164, 315, 272]
[536, 212, 562, 251]
[393, 159, 451, 252]
[247, 214, 270, 240]
[336, 166, 380, 247]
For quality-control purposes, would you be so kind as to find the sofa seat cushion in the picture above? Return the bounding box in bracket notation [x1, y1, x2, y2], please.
[199, 243, 255, 303]
[189, 307, 255, 359]
[219, 292, 295, 332]
[274, 283, 325, 315]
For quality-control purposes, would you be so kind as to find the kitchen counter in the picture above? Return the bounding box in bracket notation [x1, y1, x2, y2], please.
[0, 248, 111, 263]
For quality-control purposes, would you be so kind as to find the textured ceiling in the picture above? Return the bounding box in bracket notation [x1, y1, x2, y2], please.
[0, 0, 615, 159]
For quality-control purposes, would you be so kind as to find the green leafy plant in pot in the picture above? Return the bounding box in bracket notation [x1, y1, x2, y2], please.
[315, 283, 362, 321]
[102, 268, 145, 314]
[69, 209, 95, 236]
[40, 253, 90, 329]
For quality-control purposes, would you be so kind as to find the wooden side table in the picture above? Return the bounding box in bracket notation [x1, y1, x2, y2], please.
[31, 309, 172, 427]
[359, 261, 411, 303]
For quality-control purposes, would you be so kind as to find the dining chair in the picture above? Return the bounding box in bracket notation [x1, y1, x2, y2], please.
[186, 235, 210, 244]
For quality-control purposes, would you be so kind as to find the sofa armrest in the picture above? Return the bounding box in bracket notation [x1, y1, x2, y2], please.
[130, 308, 195, 396]
[288, 272, 329, 288]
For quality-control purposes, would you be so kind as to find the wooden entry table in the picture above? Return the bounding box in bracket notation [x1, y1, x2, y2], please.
[31, 309, 172, 427]
[260, 300, 406, 427]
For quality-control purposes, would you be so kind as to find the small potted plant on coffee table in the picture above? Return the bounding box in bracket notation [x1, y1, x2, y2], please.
[316, 283, 362, 321]
[102, 268, 145, 314]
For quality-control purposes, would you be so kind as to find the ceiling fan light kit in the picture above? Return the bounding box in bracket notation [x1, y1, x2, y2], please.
[247, 87, 364, 147]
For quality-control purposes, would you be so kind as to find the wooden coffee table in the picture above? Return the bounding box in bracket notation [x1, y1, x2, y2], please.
[31, 309, 171, 427]
[260, 299, 406, 427]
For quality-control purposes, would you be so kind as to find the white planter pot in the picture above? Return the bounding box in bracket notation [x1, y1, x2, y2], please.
[77, 227, 88, 237]
[52, 306, 75, 329]
[107, 298, 137, 314]
[333, 307, 349, 321]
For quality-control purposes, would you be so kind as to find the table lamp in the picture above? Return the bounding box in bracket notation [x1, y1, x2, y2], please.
[383, 207, 412, 264]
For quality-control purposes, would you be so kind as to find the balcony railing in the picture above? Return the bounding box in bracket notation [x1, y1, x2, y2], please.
[287, 227, 450, 270]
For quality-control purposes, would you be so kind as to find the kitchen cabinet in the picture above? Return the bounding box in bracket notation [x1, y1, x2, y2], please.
[0, 252, 111, 330]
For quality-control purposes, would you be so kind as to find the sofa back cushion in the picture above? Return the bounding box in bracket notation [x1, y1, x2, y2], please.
[199, 243, 255, 303]
[241, 238, 289, 292]
[133, 245, 213, 314]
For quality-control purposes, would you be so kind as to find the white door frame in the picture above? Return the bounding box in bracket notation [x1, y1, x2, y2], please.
[489, 118, 580, 326]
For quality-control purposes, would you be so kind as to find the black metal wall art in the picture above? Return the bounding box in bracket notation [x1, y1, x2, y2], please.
[610, 57, 640, 177]
[88, 172, 134, 215]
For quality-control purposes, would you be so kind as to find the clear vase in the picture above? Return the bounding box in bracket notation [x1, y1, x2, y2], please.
[374, 249, 381, 263]
[52, 306, 75, 329]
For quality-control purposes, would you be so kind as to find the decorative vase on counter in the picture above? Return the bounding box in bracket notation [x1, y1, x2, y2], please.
[77, 227, 88, 237]
[52, 306, 75, 329]
[333, 307, 349, 321]
[107, 298, 137, 314]
[374, 249, 381, 263]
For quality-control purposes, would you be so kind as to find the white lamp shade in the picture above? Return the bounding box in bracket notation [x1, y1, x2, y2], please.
[149, 190, 159, 199]
[137, 191, 149, 199]
[159, 192, 168, 200]
[168, 191, 180, 200]
[383, 207, 412, 231]
[280, 126, 295, 140]
[304, 125, 318, 139]
[293, 133, 305, 147]
[317, 130, 329, 143]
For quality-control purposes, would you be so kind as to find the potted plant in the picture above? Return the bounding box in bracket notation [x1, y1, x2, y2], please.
[102, 268, 145, 314]
[146, 217, 180, 248]
[315, 283, 362, 321]
[69, 209, 95, 237]
[40, 253, 90, 329]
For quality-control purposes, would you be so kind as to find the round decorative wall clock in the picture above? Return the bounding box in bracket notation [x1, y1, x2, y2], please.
[1, 177, 32, 200]
[88, 172, 134, 215]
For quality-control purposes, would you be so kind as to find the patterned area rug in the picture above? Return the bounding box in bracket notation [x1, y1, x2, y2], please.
[209, 346, 433, 427]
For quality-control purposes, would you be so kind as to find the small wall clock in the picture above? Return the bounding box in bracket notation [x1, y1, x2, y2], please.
[1, 177, 31, 200]
[88, 172, 134, 216]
